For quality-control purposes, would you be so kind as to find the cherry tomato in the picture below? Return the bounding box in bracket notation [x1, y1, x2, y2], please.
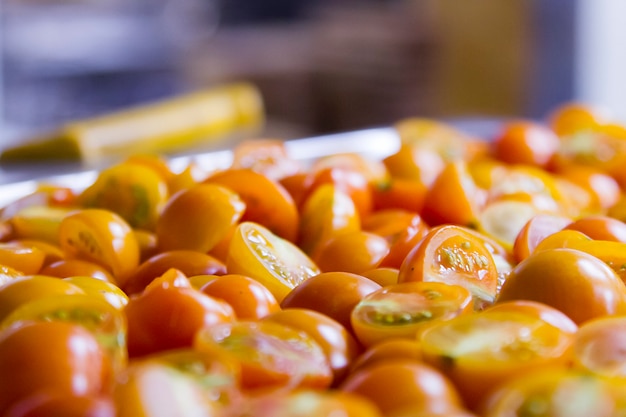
[571, 315, 626, 379]
[383, 144, 445, 186]
[492, 120, 560, 168]
[0, 321, 111, 414]
[0, 242, 45, 275]
[479, 367, 620, 417]
[155, 183, 245, 253]
[262, 308, 362, 385]
[547, 101, 607, 136]
[339, 359, 463, 415]
[3, 391, 115, 417]
[78, 162, 169, 231]
[298, 184, 360, 257]
[280, 271, 382, 334]
[58, 208, 140, 287]
[351, 281, 474, 347]
[199, 274, 280, 320]
[9, 206, 74, 244]
[484, 300, 578, 335]
[349, 338, 423, 374]
[0, 264, 23, 287]
[370, 177, 428, 214]
[497, 248, 626, 324]
[421, 160, 485, 228]
[398, 225, 498, 307]
[124, 250, 226, 295]
[512, 213, 573, 263]
[556, 165, 621, 212]
[230, 138, 301, 181]
[360, 267, 400, 287]
[226, 221, 320, 302]
[564, 215, 626, 242]
[312, 230, 390, 274]
[63, 276, 129, 310]
[204, 168, 300, 242]
[40, 259, 116, 282]
[7, 238, 65, 267]
[194, 320, 333, 390]
[0, 275, 84, 323]
[125, 269, 235, 357]
[419, 310, 575, 410]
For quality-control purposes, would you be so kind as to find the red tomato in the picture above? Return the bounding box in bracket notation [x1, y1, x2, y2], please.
[125, 269, 235, 357]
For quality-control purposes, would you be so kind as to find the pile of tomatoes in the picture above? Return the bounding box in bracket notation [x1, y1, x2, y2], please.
[2, 102, 626, 416]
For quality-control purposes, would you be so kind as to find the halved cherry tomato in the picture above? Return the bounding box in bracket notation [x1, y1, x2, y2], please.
[564, 215, 626, 242]
[555, 165, 622, 213]
[0, 242, 45, 275]
[419, 310, 575, 410]
[194, 320, 333, 390]
[370, 178, 428, 213]
[58, 208, 140, 287]
[63, 276, 129, 310]
[3, 391, 115, 417]
[125, 269, 235, 357]
[155, 183, 245, 253]
[7, 239, 65, 268]
[492, 120, 560, 168]
[421, 160, 485, 228]
[497, 248, 626, 324]
[78, 162, 169, 231]
[349, 338, 423, 374]
[360, 267, 400, 287]
[484, 300, 578, 335]
[0, 320, 111, 414]
[9, 206, 73, 244]
[339, 359, 463, 415]
[398, 225, 498, 307]
[547, 101, 607, 136]
[512, 213, 573, 263]
[124, 250, 226, 295]
[280, 271, 382, 334]
[263, 308, 362, 385]
[40, 259, 116, 282]
[0, 275, 84, 323]
[298, 184, 360, 257]
[571, 315, 626, 379]
[312, 230, 390, 274]
[199, 274, 280, 320]
[226, 221, 320, 302]
[204, 168, 299, 242]
[351, 281, 473, 348]
[0, 265, 23, 287]
[383, 144, 445, 187]
[479, 367, 620, 417]
[230, 139, 302, 181]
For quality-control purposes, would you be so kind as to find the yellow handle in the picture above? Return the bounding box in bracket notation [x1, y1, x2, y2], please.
[1, 82, 264, 163]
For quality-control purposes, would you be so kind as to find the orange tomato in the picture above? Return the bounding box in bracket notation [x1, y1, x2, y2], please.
[124, 250, 226, 295]
[62, 276, 129, 310]
[370, 178, 428, 213]
[125, 269, 235, 357]
[339, 359, 463, 415]
[298, 184, 360, 257]
[492, 120, 561, 168]
[571, 315, 626, 379]
[421, 160, 485, 228]
[226, 222, 320, 302]
[230, 138, 301, 181]
[194, 320, 333, 390]
[359, 267, 400, 287]
[155, 183, 245, 253]
[3, 392, 115, 417]
[497, 248, 626, 324]
[512, 213, 573, 263]
[205, 168, 300, 242]
[312, 230, 390, 274]
[0, 321, 111, 414]
[398, 225, 498, 307]
[564, 215, 626, 242]
[58, 208, 140, 287]
[7, 238, 65, 268]
[349, 338, 423, 374]
[419, 310, 575, 410]
[547, 101, 607, 136]
[0, 242, 45, 275]
[262, 308, 362, 385]
[484, 300, 578, 334]
[350, 282, 473, 348]
[199, 274, 280, 320]
[383, 144, 445, 187]
[556, 165, 622, 213]
[40, 259, 116, 282]
[280, 271, 382, 334]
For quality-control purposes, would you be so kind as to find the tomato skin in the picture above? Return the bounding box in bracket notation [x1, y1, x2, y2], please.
[512, 213, 573, 263]
[349, 338, 423, 374]
[312, 230, 390, 274]
[564, 215, 626, 242]
[40, 259, 116, 282]
[0, 242, 45, 275]
[0, 321, 111, 414]
[3, 392, 115, 417]
[124, 250, 226, 295]
[339, 359, 463, 415]
[571, 315, 626, 378]
[485, 300, 578, 335]
[125, 269, 236, 357]
[262, 308, 362, 385]
[194, 320, 333, 390]
[280, 271, 382, 335]
[497, 248, 626, 324]
[492, 120, 560, 168]
[199, 274, 280, 320]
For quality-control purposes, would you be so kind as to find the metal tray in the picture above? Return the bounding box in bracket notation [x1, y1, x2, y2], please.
[0, 127, 401, 208]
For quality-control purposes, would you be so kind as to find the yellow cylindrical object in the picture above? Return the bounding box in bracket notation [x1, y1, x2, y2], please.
[0, 82, 264, 163]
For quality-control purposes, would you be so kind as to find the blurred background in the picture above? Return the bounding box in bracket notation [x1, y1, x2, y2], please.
[1, 0, 626, 148]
